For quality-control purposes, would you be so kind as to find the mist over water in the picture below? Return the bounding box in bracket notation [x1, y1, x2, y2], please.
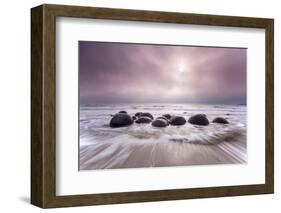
[79, 103, 247, 170]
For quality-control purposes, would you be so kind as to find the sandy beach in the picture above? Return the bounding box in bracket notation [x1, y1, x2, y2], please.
[80, 137, 246, 170]
[79, 103, 247, 170]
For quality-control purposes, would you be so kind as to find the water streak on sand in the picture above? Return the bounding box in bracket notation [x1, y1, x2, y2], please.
[79, 104, 247, 170]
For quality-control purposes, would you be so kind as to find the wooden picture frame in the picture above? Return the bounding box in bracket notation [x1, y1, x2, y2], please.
[31, 4, 274, 208]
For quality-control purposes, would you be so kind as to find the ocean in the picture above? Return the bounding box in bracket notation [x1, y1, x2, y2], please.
[79, 103, 247, 170]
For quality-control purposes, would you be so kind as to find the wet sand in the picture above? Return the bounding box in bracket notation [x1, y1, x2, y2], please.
[79, 137, 247, 170]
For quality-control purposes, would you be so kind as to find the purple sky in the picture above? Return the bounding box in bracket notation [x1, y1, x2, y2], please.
[79, 41, 246, 104]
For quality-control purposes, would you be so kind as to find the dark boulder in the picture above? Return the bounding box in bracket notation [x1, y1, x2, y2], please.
[156, 116, 169, 121]
[119, 110, 127, 114]
[132, 116, 137, 120]
[163, 114, 172, 120]
[212, 117, 229, 124]
[188, 114, 209, 126]
[135, 112, 142, 117]
[109, 113, 133, 128]
[170, 116, 186, 126]
[135, 116, 152, 124]
[152, 119, 169, 127]
[140, 112, 154, 120]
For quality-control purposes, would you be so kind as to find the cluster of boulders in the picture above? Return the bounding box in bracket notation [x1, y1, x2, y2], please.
[109, 111, 229, 128]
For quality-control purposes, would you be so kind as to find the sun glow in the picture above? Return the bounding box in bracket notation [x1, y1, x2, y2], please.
[178, 62, 188, 73]
[179, 66, 184, 73]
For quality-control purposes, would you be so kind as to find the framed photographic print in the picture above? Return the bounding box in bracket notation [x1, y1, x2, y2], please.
[31, 4, 274, 208]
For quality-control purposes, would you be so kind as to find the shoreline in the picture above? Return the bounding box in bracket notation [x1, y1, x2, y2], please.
[79, 104, 247, 170]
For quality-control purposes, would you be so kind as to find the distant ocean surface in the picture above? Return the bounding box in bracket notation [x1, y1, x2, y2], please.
[79, 103, 247, 170]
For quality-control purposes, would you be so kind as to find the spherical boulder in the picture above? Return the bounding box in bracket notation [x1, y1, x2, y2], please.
[152, 119, 169, 127]
[109, 113, 133, 128]
[212, 117, 229, 124]
[156, 116, 169, 121]
[135, 116, 152, 124]
[170, 116, 186, 126]
[163, 114, 172, 120]
[135, 112, 142, 117]
[119, 110, 127, 114]
[188, 114, 209, 126]
[140, 112, 154, 120]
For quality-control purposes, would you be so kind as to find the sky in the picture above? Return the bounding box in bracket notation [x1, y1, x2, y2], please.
[79, 41, 246, 105]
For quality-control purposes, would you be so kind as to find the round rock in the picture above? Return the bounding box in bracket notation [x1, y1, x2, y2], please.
[188, 114, 209, 126]
[140, 112, 154, 120]
[170, 116, 186, 126]
[135, 116, 152, 124]
[163, 114, 172, 120]
[135, 112, 142, 117]
[118, 110, 127, 114]
[212, 117, 229, 124]
[109, 113, 133, 128]
[152, 119, 169, 127]
[156, 116, 169, 121]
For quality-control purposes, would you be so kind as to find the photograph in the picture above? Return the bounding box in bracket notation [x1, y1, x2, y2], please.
[79, 41, 247, 170]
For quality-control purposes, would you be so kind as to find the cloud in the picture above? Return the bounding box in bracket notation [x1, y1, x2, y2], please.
[79, 41, 246, 104]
